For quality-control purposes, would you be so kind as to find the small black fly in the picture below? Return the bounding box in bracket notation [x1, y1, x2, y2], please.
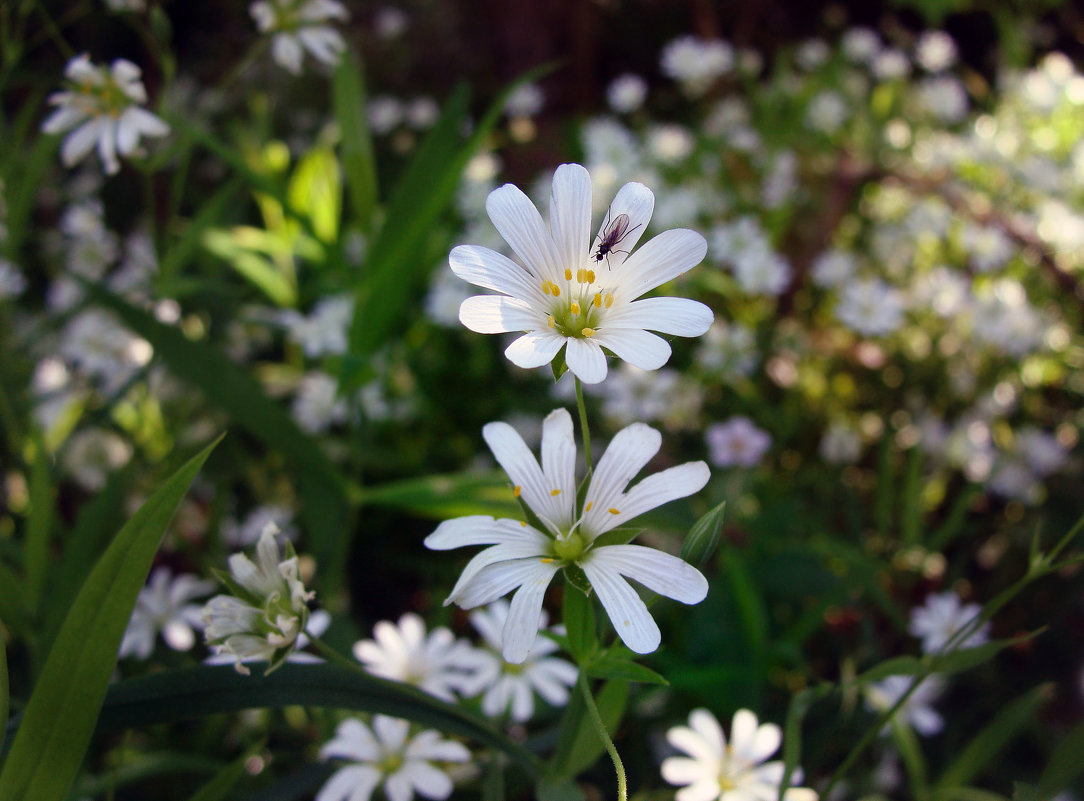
[592, 211, 641, 268]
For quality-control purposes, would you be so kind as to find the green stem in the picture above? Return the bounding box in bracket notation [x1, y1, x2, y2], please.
[578, 672, 626, 801]
[310, 636, 367, 675]
[575, 377, 592, 475]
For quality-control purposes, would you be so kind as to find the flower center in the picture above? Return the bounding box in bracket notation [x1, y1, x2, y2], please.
[542, 267, 615, 339]
[552, 531, 587, 562]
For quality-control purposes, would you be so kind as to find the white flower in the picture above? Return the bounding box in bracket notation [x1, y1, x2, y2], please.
[457, 600, 578, 722]
[450, 163, 712, 384]
[810, 250, 857, 288]
[504, 83, 544, 118]
[918, 76, 969, 123]
[795, 39, 830, 70]
[425, 408, 710, 663]
[916, 31, 957, 72]
[405, 97, 439, 129]
[368, 96, 404, 134]
[841, 27, 881, 64]
[202, 523, 315, 674]
[42, 54, 169, 175]
[820, 421, 862, 465]
[223, 504, 297, 547]
[279, 295, 354, 357]
[205, 609, 330, 667]
[705, 417, 771, 468]
[694, 321, 757, 381]
[872, 48, 910, 81]
[607, 74, 648, 113]
[317, 716, 470, 801]
[353, 613, 481, 702]
[1015, 427, 1067, 476]
[961, 223, 1012, 273]
[374, 6, 409, 39]
[834, 279, 905, 337]
[661, 708, 818, 801]
[63, 427, 133, 491]
[292, 372, 350, 433]
[865, 675, 945, 737]
[806, 91, 848, 134]
[661, 37, 734, 97]
[597, 365, 700, 429]
[250, 0, 349, 75]
[908, 592, 990, 654]
[0, 260, 27, 299]
[120, 567, 216, 659]
[648, 124, 694, 164]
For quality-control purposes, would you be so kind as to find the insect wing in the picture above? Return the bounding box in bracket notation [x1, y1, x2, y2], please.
[602, 213, 631, 246]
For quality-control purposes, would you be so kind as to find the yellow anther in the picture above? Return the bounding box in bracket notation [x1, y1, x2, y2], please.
[513, 485, 522, 498]
[547, 315, 556, 328]
[520, 521, 527, 527]
[577, 268, 585, 282]
[593, 293, 602, 308]
[542, 281, 552, 295]
[605, 293, 614, 308]
[550, 488, 562, 496]
[581, 327, 596, 337]
[586, 270, 596, 284]
[551, 285, 560, 296]
[540, 557, 555, 563]
[608, 507, 620, 515]
[585, 501, 594, 512]
[564, 268, 573, 280]
[570, 302, 580, 315]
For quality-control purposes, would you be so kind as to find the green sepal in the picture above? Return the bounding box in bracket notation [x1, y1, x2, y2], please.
[209, 568, 258, 607]
[562, 564, 593, 598]
[550, 345, 568, 382]
[590, 526, 643, 549]
[681, 501, 725, 568]
[516, 497, 550, 536]
[584, 653, 669, 685]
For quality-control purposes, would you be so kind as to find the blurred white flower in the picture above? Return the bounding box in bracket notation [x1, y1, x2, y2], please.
[795, 39, 830, 70]
[918, 76, 969, 123]
[661, 36, 734, 97]
[762, 150, 797, 210]
[42, 54, 169, 175]
[661, 708, 818, 801]
[504, 83, 545, 118]
[607, 73, 648, 113]
[426, 408, 710, 662]
[317, 716, 470, 801]
[971, 280, 1045, 356]
[841, 27, 881, 64]
[865, 675, 945, 736]
[695, 321, 758, 381]
[908, 591, 990, 654]
[250, 0, 349, 75]
[450, 163, 712, 384]
[205, 609, 330, 667]
[202, 523, 315, 674]
[62, 427, 133, 491]
[872, 48, 911, 81]
[597, 365, 700, 429]
[406, 97, 439, 129]
[0, 260, 27, 299]
[368, 95, 405, 134]
[916, 31, 958, 72]
[373, 6, 409, 39]
[103, 0, 147, 11]
[706, 417, 771, 468]
[820, 421, 862, 464]
[806, 91, 848, 134]
[120, 567, 216, 660]
[810, 249, 857, 288]
[734, 250, 792, 296]
[279, 295, 354, 357]
[834, 279, 905, 337]
[961, 223, 1013, 273]
[292, 372, 350, 433]
[648, 124, 694, 164]
[353, 613, 481, 702]
[223, 504, 297, 547]
[1015, 427, 1068, 476]
[457, 600, 578, 722]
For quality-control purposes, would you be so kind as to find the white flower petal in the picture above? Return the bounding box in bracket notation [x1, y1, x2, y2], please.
[619, 228, 708, 299]
[446, 540, 551, 605]
[594, 181, 654, 267]
[425, 516, 544, 550]
[689, 708, 728, 756]
[449, 245, 545, 303]
[272, 33, 304, 74]
[549, 163, 593, 273]
[502, 563, 558, 663]
[604, 297, 714, 336]
[586, 545, 708, 604]
[373, 714, 410, 752]
[483, 420, 566, 525]
[540, 408, 576, 524]
[565, 337, 608, 384]
[42, 105, 85, 135]
[592, 328, 672, 371]
[676, 777, 723, 801]
[61, 118, 106, 167]
[316, 765, 382, 801]
[450, 558, 557, 610]
[581, 557, 660, 653]
[402, 760, 455, 800]
[459, 295, 542, 334]
[583, 422, 661, 536]
[384, 772, 413, 801]
[608, 461, 710, 529]
[485, 183, 562, 280]
[504, 331, 566, 369]
[320, 719, 381, 761]
[405, 732, 471, 762]
[661, 756, 715, 785]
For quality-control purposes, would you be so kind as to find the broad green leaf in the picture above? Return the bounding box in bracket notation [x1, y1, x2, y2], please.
[563, 583, 596, 663]
[74, 752, 224, 798]
[287, 146, 341, 244]
[562, 564, 593, 598]
[202, 228, 297, 307]
[0, 437, 220, 801]
[935, 685, 1047, 791]
[537, 777, 585, 801]
[24, 435, 54, 612]
[333, 49, 379, 232]
[97, 664, 539, 775]
[549, 679, 627, 779]
[87, 286, 351, 595]
[681, 501, 725, 567]
[584, 654, 668, 685]
[1037, 718, 1084, 799]
[0, 560, 30, 640]
[358, 470, 519, 520]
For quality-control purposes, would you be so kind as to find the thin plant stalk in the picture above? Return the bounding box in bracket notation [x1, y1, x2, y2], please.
[578, 672, 626, 801]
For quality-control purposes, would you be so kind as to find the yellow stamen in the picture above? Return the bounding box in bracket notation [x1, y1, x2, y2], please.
[585, 501, 593, 512]
[608, 507, 620, 515]
[586, 270, 596, 284]
[550, 488, 562, 496]
[577, 268, 585, 282]
[551, 285, 560, 296]
[542, 281, 552, 295]
[564, 268, 572, 280]
[570, 301, 580, 315]
[540, 557, 555, 563]
[593, 293, 602, 308]
[547, 315, 556, 328]
[520, 521, 527, 527]
[513, 485, 522, 498]
[605, 292, 614, 308]
[581, 327, 596, 337]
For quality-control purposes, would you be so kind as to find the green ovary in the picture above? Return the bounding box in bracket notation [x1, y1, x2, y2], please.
[552, 531, 587, 561]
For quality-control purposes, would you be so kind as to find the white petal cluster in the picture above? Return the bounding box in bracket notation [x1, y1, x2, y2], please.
[318, 716, 470, 801]
[705, 417, 771, 468]
[202, 523, 315, 674]
[120, 567, 216, 660]
[250, 0, 349, 75]
[661, 708, 818, 801]
[458, 600, 578, 722]
[908, 591, 990, 654]
[864, 675, 945, 737]
[353, 613, 481, 702]
[426, 408, 710, 663]
[42, 54, 169, 175]
[660, 36, 734, 97]
[834, 278, 905, 337]
[451, 163, 712, 384]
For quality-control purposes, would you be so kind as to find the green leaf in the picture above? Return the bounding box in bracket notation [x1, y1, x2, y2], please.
[24, 435, 54, 613]
[779, 686, 830, 801]
[0, 437, 220, 801]
[202, 227, 297, 307]
[0, 560, 30, 641]
[681, 501, 725, 567]
[584, 654, 668, 685]
[536, 776, 584, 801]
[722, 547, 768, 674]
[590, 526, 643, 549]
[1038, 718, 1084, 799]
[555, 679, 627, 779]
[287, 146, 341, 244]
[890, 717, 928, 798]
[935, 685, 1047, 791]
[333, 50, 378, 232]
[483, 756, 505, 801]
[86, 286, 351, 595]
[563, 583, 596, 663]
[929, 630, 1044, 676]
[1014, 784, 1039, 801]
[359, 470, 519, 520]
[856, 655, 925, 684]
[96, 664, 539, 775]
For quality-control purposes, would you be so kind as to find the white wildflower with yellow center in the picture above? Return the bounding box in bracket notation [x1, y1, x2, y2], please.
[42, 54, 169, 175]
[425, 408, 710, 663]
[451, 163, 713, 384]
